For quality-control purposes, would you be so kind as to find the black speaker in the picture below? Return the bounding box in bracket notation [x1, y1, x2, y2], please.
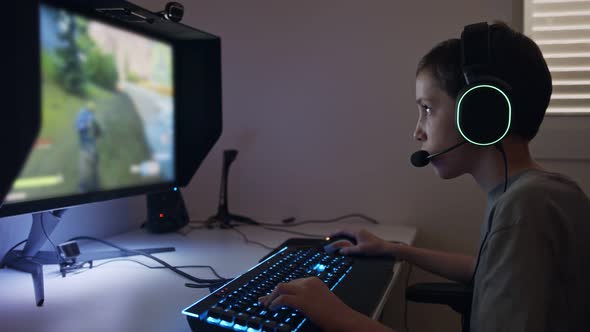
[144, 189, 189, 233]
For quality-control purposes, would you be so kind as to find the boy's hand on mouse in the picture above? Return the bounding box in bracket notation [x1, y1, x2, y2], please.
[329, 229, 391, 256]
[258, 277, 362, 332]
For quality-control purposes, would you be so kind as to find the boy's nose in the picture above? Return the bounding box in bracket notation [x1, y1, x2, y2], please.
[413, 125, 426, 142]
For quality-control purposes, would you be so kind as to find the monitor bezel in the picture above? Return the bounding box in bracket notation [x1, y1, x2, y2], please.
[0, 0, 179, 217]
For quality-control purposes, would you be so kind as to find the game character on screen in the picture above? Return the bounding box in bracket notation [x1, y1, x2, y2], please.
[75, 102, 102, 192]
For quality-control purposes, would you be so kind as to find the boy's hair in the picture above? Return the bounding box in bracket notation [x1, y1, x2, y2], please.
[416, 22, 552, 141]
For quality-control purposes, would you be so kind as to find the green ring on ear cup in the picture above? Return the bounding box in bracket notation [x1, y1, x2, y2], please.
[456, 84, 512, 146]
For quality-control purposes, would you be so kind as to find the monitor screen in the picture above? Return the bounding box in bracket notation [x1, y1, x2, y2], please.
[4, 3, 175, 205]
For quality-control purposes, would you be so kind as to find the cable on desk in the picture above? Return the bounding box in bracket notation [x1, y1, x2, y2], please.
[5, 239, 27, 255]
[181, 213, 381, 237]
[6, 215, 64, 264]
[2, 239, 38, 264]
[67, 236, 231, 285]
[192, 214, 381, 250]
[229, 226, 275, 250]
[187, 220, 209, 229]
[3, 239, 61, 266]
[227, 225, 325, 250]
[259, 226, 325, 238]
[62, 258, 230, 279]
[257, 213, 380, 228]
[185, 282, 223, 289]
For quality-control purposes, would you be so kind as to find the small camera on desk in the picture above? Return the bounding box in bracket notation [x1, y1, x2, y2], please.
[57, 241, 91, 278]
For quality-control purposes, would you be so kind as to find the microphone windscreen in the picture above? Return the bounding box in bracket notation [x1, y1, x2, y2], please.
[410, 150, 430, 167]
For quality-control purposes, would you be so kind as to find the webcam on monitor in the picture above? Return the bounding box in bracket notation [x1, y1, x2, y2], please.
[159, 1, 184, 22]
[97, 1, 184, 24]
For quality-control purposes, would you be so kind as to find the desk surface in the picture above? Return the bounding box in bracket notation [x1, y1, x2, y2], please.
[0, 221, 416, 332]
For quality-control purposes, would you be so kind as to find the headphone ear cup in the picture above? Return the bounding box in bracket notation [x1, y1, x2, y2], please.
[456, 77, 512, 146]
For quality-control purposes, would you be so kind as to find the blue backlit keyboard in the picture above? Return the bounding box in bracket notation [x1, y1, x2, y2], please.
[182, 238, 395, 332]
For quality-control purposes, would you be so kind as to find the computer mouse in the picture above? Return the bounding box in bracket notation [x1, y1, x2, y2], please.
[325, 234, 357, 246]
[323, 234, 357, 254]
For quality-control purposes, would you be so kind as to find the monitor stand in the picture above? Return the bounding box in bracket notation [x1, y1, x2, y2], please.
[1, 209, 174, 306]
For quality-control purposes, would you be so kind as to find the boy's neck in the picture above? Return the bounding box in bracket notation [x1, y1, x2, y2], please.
[470, 137, 544, 192]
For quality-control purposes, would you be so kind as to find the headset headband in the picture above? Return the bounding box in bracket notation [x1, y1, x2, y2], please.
[461, 22, 491, 84]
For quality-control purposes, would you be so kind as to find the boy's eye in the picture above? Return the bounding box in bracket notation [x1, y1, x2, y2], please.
[421, 105, 431, 114]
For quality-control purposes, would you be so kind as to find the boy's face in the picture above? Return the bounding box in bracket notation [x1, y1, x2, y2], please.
[414, 69, 476, 179]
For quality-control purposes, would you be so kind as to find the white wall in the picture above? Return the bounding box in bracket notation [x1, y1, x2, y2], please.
[2, 1, 589, 332]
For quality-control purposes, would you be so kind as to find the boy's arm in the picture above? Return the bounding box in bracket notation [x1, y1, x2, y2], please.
[388, 243, 476, 284]
[332, 229, 476, 283]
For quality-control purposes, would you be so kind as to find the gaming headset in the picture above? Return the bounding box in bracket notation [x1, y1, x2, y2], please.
[456, 22, 513, 146]
[411, 22, 514, 168]
[460, 23, 514, 289]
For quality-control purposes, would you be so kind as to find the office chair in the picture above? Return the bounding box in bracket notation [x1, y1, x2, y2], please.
[406, 282, 473, 332]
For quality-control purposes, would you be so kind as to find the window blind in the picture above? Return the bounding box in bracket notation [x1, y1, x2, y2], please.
[524, 0, 590, 114]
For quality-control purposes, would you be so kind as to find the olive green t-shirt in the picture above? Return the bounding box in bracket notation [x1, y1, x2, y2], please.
[470, 169, 590, 332]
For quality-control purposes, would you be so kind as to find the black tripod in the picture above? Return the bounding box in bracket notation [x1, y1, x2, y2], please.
[206, 150, 258, 228]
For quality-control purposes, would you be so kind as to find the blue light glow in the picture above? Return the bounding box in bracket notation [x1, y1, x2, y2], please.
[183, 247, 352, 332]
[294, 318, 307, 332]
[181, 247, 289, 318]
[233, 324, 248, 331]
[181, 310, 199, 319]
[330, 266, 353, 291]
[313, 263, 326, 272]
[173, 187, 178, 191]
[220, 320, 234, 327]
[206, 317, 221, 324]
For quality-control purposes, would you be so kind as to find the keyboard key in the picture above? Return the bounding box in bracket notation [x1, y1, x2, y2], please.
[221, 309, 235, 323]
[276, 323, 291, 332]
[234, 312, 249, 326]
[214, 287, 230, 298]
[207, 306, 223, 319]
[262, 319, 277, 332]
[247, 316, 263, 329]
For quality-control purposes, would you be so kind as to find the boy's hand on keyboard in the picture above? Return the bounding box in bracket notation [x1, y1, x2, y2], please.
[258, 277, 359, 332]
[330, 229, 391, 257]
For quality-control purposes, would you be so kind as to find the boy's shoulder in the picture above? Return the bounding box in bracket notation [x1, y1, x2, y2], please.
[502, 169, 583, 204]
[492, 169, 589, 228]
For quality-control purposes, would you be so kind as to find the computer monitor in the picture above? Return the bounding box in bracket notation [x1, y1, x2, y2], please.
[1, 0, 222, 306]
[4, 1, 176, 211]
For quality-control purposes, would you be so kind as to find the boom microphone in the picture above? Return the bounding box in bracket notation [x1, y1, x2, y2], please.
[410, 140, 467, 167]
[410, 150, 430, 167]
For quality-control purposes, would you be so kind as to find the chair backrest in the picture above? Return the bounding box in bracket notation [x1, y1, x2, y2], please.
[406, 282, 473, 332]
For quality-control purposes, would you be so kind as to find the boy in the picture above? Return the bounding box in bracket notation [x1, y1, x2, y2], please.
[259, 22, 590, 332]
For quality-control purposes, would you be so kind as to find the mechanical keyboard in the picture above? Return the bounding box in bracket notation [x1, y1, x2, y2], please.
[182, 238, 396, 332]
